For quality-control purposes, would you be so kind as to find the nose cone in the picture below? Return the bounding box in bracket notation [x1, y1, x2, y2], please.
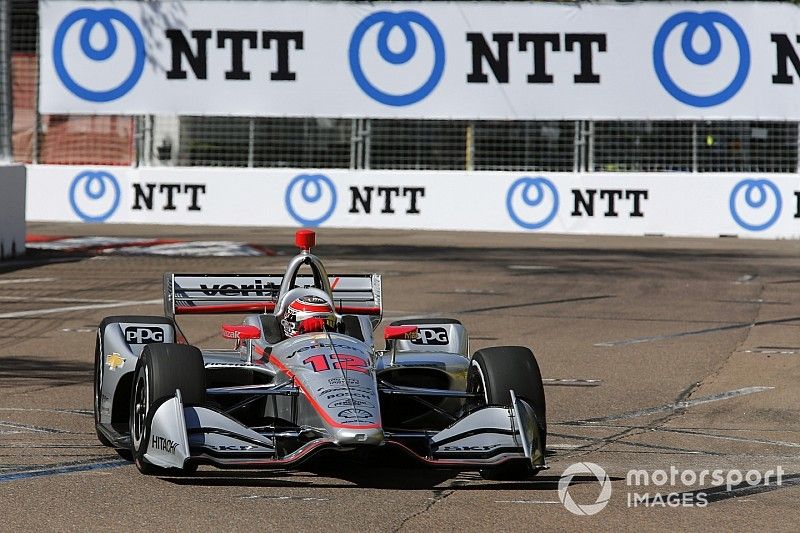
[333, 427, 384, 446]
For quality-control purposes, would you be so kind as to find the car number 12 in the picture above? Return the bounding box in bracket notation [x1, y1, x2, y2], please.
[302, 353, 369, 374]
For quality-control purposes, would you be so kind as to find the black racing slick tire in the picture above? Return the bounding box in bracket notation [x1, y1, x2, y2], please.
[129, 343, 205, 475]
[94, 332, 114, 447]
[467, 346, 547, 480]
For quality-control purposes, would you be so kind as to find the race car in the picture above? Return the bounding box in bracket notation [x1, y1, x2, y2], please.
[94, 230, 547, 478]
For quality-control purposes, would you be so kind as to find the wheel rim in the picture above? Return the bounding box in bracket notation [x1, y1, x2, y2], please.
[466, 359, 489, 409]
[131, 366, 149, 450]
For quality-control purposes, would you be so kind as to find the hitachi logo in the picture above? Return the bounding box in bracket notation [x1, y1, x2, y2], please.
[152, 435, 179, 454]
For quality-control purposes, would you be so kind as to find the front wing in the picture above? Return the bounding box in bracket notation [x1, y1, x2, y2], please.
[143, 391, 546, 471]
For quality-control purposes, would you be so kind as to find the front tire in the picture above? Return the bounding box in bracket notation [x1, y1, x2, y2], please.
[467, 346, 547, 480]
[129, 343, 205, 475]
[94, 332, 114, 447]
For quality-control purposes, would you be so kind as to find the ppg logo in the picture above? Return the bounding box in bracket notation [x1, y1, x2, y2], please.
[124, 326, 164, 344]
[506, 177, 559, 230]
[69, 170, 121, 223]
[349, 11, 445, 106]
[285, 174, 337, 227]
[729, 179, 782, 231]
[53, 8, 145, 102]
[653, 11, 749, 107]
[410, 327, 449, 346]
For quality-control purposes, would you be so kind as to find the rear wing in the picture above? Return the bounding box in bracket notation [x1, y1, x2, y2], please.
[163, 273, 382, 323]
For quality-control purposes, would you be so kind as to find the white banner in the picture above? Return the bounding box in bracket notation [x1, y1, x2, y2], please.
[25, 165, 800, 239]
[39, 1, 800, 119]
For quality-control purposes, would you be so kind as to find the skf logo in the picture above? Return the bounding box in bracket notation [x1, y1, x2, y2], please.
[105, 353, 126, 371]
[124, 326, 164, 344]
[411, 327, 449, 345]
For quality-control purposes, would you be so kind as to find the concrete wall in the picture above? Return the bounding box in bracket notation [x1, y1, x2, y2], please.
[0, 164, 26, 259]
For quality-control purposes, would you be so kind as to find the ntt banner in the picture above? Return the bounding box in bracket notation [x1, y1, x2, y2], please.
[25, 165, 800, 239]
[39, 1, 800, 119]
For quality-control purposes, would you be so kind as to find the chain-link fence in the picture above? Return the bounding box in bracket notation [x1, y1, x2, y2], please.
[8, 0, 800, 173]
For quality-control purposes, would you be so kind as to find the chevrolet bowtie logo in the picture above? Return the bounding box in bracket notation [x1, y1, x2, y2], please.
[106, 353, 126, 371]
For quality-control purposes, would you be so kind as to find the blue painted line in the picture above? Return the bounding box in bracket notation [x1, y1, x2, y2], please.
[0, 459, 127, 483]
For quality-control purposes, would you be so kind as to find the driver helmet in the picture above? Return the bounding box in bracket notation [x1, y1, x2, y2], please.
[281, 294, 336, 337]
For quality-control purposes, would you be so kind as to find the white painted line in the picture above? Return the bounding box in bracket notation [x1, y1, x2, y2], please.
[742, 349, 799, 355]
[0, 299, 162, 319]
[0, 277, 55, 285]
[657, 427, 800, 449]
[678, 387, 774, 409]
[547, 444, 584, 449]
[453, 288, 498, 294]
[0, 296, 130, 304]
[508, 265, 555, 271]
[0, 407, 92, 416]
[239, 495, 330, 502]
[543, 378, 602, 387]
[572, 387, 774, 423]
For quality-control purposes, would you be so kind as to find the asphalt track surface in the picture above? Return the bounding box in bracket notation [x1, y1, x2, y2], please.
[2, 223, 800, 531]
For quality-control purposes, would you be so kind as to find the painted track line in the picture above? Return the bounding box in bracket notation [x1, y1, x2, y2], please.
[0, 299, 161, 319]
[0, 459, 127, 484]
[595, 315, 800, 347]
[462, 294, 612, 314]
[565, 387, 774, 424]
[0, 296, 140, 304]
[0, 278, 55, 285]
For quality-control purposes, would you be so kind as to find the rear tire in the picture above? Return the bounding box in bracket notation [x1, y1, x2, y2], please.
[467, 346, 546, 480]
[129, 343, 205, 475]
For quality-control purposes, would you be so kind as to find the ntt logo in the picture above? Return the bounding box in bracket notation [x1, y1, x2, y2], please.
[558, 462, 612, 516]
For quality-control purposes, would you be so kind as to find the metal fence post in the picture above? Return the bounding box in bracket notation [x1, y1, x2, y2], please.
[0, 0, 13, 162]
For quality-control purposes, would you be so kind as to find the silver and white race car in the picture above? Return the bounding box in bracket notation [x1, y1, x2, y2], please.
[94, 230, 547, 478]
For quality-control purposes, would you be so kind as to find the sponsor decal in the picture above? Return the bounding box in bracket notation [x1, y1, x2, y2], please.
[151, 434, 179, 454]
[131, 183, 206, 212]
[105, 353, 125, 371]
[53, 8, 145, 102]
[206, 444, 259, 451]
[325, 391, 373, 401]
[328, 377, 361, 386]
[337, 408, 373, 419]
[327, 398, 375, 409]
[69, 171, 121, 223]
[466, 32, 607, 86]
[729, 178, 782, 231]
[653, 11, 749, 107]
[198, 280, 277, 297]
[410, 327, 449, 346]
[317, 386, 373, 396]
[349, 11, 445, 106]
[124, 326, 164, 344]
[348, 186, 425, 215]
[285, 174, 337, 227]
[506, 176, 559, 230]
[570, 189, 648, 218]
